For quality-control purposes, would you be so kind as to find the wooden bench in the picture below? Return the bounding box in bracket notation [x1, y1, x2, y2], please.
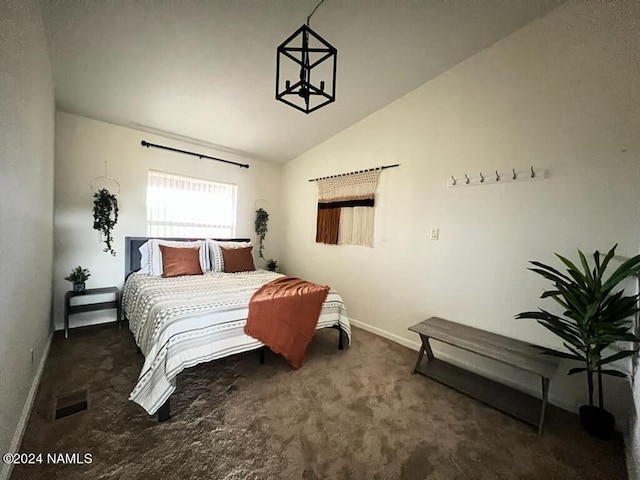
[408, 317, 559, 435]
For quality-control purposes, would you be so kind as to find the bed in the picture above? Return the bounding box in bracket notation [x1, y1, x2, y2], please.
[121, 236, 351, 421]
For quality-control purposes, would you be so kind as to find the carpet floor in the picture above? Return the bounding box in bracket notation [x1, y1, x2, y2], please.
[11, 324, 626, 480]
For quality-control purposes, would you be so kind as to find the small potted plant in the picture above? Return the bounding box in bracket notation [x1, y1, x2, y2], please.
[64, 266, 91, 293]
[266, 259, 278, 272]
[516, 245, 640, 440]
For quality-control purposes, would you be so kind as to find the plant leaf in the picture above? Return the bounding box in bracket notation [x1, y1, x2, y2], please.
[537, 346, 583, 361]
[578, 249, 594, 289]
[541, 290, 562, 299]
[599, 245, 617, 277]
[601, 254, 640, 296]
[529, 261, 573, 284]
[597, 350, 637, 366]
[599, 369, 629, 378]
[555, 253, 588, 289]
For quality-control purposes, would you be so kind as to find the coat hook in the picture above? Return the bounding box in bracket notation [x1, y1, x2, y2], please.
[531, 166, 535, 178]
[512, 168, 517, 180]
[480, 172, 484, 183]
[495, 170, 500, 182]
[451, 175, 457, 186]
[465, 174, 470, 184]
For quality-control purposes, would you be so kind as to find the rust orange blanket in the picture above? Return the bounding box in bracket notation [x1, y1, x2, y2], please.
[244, 277, 330, 369]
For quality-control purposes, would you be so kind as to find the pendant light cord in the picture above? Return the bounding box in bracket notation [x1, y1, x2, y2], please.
[306, 0, 325, 25]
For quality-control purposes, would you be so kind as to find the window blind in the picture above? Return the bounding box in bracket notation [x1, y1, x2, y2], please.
[146, 170, 237, 238]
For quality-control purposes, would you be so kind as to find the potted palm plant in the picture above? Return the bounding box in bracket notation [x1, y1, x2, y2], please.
[516, 245, 640, 440]
[64, 266, 91, 293]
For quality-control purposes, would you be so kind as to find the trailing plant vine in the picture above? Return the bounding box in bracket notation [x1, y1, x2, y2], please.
[255, 208, 277, 271]
[255, 208, 269, 260]
[93, 188, 119, 256]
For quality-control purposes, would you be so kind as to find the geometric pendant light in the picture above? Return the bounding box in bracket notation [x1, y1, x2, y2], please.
[275, 1, 337, 114]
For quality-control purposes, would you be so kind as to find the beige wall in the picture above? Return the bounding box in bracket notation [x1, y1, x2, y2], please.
[282, 1, 640, 424]
[0, 1, 55, 477]
[53, 112, 283, 330]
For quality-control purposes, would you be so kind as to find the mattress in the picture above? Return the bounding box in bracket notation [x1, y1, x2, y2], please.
[122, 270, 351, 415]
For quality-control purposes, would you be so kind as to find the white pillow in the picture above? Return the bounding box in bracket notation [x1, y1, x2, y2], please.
[207, 239, 252, 272]
[138, 242, 150, 274]
[147, 239, 210, 276]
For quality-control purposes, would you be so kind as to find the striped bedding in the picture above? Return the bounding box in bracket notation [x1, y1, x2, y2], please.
[122, 270, 351, 415]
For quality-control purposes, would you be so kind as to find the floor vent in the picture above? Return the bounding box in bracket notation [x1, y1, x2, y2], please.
[54, 389, 88, 420]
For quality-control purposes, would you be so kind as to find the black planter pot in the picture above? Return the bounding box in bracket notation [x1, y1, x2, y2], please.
[579, 405, 615, 440]
[73, 283, 86, 293]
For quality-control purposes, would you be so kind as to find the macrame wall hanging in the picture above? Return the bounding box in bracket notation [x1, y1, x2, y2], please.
[315, 169, 381, 247]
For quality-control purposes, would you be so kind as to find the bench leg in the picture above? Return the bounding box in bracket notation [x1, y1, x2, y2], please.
[412, 335, 435, 374]
[538, 377, 549, 436]
[423, 336, 435, 360]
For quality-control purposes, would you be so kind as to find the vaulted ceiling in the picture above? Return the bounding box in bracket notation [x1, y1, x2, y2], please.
[41, 1, 561, 163]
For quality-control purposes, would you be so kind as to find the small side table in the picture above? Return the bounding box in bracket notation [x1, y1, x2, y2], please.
[64, 287, 120, 338]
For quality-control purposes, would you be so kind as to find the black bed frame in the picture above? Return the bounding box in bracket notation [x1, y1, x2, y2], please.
[123, 236, 346, 422]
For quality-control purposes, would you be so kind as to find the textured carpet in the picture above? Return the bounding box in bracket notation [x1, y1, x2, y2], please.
[12, 324, 626, 480]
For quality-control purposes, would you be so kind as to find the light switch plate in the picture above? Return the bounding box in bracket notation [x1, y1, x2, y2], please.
[430, 228, 439, 240]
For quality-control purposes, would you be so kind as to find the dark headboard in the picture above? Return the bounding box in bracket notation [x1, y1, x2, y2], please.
[124, 236, 251, 280]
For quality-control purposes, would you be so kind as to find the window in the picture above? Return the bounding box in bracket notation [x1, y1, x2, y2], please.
[146, 170, 237, 237]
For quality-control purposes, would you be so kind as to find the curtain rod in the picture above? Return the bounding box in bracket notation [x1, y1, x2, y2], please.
[141, 140, 250, 169]
[307, 164, 400, 182]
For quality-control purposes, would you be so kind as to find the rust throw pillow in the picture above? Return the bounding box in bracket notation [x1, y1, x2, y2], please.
[159, 245, 203, 278]
[221, 246, 256, 273]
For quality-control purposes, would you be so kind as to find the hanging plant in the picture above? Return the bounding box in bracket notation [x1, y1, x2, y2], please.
[93, 188, 119, 256]
[255, 208, 269, 260]
[255, 208, 278, 271]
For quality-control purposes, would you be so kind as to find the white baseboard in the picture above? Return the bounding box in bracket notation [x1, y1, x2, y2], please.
[1, 334, 52, 480]
[349, 318, 422, 352]
[349, 318, 576, 414]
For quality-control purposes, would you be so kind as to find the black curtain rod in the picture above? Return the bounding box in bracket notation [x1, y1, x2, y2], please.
[141, 140, 250, 169]
[307, 164, 400, 182]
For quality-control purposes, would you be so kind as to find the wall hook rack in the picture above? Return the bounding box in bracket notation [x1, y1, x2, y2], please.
[448, 166, 547, 188]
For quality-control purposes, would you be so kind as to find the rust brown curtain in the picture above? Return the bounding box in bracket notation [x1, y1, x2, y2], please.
[316, 207, 340, 244]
